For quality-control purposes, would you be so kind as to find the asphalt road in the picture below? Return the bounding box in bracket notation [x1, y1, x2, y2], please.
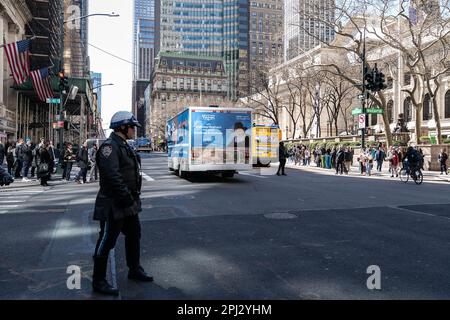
[1, 152, 450, 299]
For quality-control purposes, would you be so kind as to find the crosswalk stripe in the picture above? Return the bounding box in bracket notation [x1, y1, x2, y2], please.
[142, 173, 155, 181]
[238, 172, 268, 179]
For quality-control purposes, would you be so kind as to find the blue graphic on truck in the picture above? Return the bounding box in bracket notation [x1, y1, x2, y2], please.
[167, 109, 189, 159]
[191, 109, 252, 165]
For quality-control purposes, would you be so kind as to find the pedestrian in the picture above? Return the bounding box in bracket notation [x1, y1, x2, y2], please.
[92, 111, 152, 296]
[375, 147, 385, 172]
[438, 149, 448, 175]
[48, 141, 56, 178]
[30, 142, 38, 179]
[0, 139, 5, 167]
[344, 147, 352, 174]
[366, 148, 373, 176]
[63, 143, 76, 181]
[61, 142, 67, 178]
[6, 142, 15, 175]
[358, 150, 366, 175]
[335, 147, 345, 175]
[14, 138, 25, 178]
[390, 149, 399, 178]
[75, 141, 89, 184]
[88, 143, 98, 182]
[276, 142, 288, 176]
[304, 148, 311, 166]
[37, 140, 51, 187]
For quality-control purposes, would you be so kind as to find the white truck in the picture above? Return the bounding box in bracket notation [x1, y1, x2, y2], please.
[166, 106, 252, 178]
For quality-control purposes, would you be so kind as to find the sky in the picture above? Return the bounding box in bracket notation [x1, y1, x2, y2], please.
[88, 0, 133, 132]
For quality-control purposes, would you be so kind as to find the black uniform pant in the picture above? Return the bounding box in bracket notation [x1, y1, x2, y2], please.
[94, 214, 141, 271]
[440, 162, 447, 174]
[277, 159, 286, 175]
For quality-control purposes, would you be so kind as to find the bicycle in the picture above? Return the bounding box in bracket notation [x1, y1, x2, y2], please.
[399, 163, 423, 185]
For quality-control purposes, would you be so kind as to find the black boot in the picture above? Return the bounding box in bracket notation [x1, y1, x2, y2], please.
[92, 256, 119, 296]
[128, 266, 153, 282]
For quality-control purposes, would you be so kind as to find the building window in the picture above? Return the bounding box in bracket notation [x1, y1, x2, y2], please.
[404, 97, 412, 122]
[445, 90, 450, 118]
[387, 77, 393, 89]
[423, 94, 432, 121]
[387, 100, 394, 123]
[371, 114, 377, 126]
[404, 74, 411, 86]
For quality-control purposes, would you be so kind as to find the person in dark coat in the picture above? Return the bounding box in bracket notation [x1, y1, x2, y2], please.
[276, 142, 288, 176]
[75, 141, 89, 184]
[438, 149, 448, 175]
[92, 111, 152, 296]
[6, 142, 15, 175]
[63, 143, 76, 181]
[37, 141, 51, 187]
[0, 140, 5, 167]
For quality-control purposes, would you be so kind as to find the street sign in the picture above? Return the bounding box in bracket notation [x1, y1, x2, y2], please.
[366, 108, 383, 114]
[358, 114, 366, 129]
[352, 108, 363, 115]
[52, 122, 64, 129]
[46, 98, 61, 104]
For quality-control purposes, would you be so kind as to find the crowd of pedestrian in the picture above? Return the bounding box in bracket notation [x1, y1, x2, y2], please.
[278, 142, 439, 178]
[285, 143, 355, 175]
[0, 138, 99, 187]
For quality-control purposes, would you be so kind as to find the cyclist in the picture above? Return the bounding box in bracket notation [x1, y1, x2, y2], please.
[404, 146, 422, 175]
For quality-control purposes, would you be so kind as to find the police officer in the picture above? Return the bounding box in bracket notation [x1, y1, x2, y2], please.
[92, 111, 153, 296]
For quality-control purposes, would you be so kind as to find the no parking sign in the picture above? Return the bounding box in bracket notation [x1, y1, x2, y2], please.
[358, 114, 366, 129]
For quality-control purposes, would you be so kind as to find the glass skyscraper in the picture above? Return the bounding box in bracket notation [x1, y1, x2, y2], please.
[156, 0, 249, 100]
[284, 0, 335, 62]
[133, 0, 156, 137]
[134, 0, 156, 81]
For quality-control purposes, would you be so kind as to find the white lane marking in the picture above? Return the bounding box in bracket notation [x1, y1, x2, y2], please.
[0, 205, 19, 208]
[239, 172, 268, 179]
[142, 172, 155, 181]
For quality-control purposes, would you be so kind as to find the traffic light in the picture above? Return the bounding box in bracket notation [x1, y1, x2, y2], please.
[375, 71, 387, 92]
[364, 65, 375, 92]
[58, 70, 69, 94]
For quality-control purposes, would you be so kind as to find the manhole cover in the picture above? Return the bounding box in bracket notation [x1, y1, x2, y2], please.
[264, 212, 297, 220]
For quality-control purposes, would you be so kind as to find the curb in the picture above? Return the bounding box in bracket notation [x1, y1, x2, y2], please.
[286, 163, 450, 183]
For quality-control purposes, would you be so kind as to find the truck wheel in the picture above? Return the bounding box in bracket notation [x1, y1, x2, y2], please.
[221, 172, 234, 178]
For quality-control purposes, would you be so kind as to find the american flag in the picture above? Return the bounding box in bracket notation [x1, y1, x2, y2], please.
[3, 39, 31, 84]
[30, 68, 54, 102]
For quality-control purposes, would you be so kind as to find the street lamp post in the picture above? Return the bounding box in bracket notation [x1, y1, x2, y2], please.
[93, 83, 114, 91]
[360, 28, 367, 150]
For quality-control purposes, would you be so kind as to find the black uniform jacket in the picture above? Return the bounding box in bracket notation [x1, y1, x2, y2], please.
[94, 132, 142, 221]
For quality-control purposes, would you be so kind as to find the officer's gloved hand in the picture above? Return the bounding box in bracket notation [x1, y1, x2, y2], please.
[116, 192, 135, 208]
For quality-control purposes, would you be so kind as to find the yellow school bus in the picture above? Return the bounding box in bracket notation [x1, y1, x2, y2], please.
[252, 125, 281, 166]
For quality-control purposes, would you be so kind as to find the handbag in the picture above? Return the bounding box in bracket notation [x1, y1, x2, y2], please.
[38, 163, 49, 174]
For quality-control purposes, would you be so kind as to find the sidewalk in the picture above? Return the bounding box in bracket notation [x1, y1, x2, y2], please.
[286, 161, 450, 183]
